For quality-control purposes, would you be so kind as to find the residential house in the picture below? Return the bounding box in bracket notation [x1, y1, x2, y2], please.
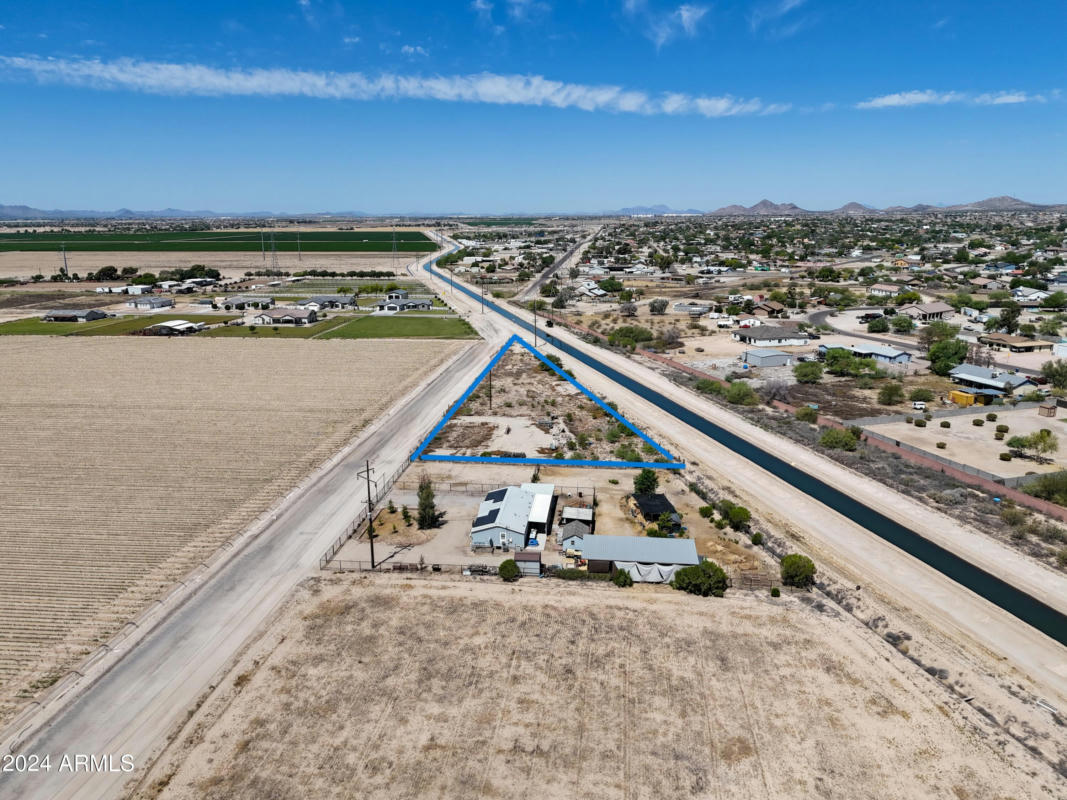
[969, 277, 1005, 291]
[752, 300, 786, 317]
[1012, 287, 1051, 305]
[732, 326, 809, 347]
[818, 343, 912, 365]
[898, 301, 954, 322]
[42, 309, 107, 322]
[470, 483, 556, 551]
[251, 308, 318, 325]
[867, 283, 902, 299]
[126, 296, 175, 310]
[225, 295, 274, 310]
[948, 364, 1035, 394]
[385, 289, 410, 301]
[294, 295, 357, 312]
[978, 333, 1053, 353]
[375, 298, 433, 312]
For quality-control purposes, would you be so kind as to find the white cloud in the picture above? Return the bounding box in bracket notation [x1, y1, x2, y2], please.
[401, 44, 428, 57]
[628, 2, 710, 48]
[0, 54, 785, 119]
[506, 0, 550, 20]
[342, 36, 360, 44]
[749, 0, 809, 38]
[857, 89, 1046, 109]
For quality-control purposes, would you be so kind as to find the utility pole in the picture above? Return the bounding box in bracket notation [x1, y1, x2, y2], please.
[488, 367, 492, 411]
[260, 229, 265, 262]
[533, 302, 538, 347]
[60, 245, 68, 278]
[297, 231, 301, 262]
[357, 460, 378, 568]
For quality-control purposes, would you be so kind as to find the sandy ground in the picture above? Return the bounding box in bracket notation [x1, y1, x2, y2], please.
[142, 575, 1057, 800]
[867, 406, 1067, 477]
[0, 336, 465, 725]
[0, 252, 412, 281]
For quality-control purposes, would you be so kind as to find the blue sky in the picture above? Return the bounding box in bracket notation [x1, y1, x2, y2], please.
[1, 1, 1064, 213]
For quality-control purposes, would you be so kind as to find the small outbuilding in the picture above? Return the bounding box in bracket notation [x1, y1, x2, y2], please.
[557, 520, 590, 552]
[580, 535, 699, 583]
[126, 296, 175, 310]
[513, 551, 541, 577]
[742, 347, 792, 368]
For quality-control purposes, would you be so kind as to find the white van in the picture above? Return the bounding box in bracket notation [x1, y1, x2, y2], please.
[912, 401, 927, 411]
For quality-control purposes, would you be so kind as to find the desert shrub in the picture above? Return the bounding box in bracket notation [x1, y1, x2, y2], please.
[770, 587, 781, 598]
[698, 505, 715, 519]
[671, 560, 729, 597]
[726, 381, 759, 406]
[555, 568, 610, 581]
[878, 382, 905, 406]
[914, 419, 927, 428]
[717, 499, 751, 529]
[646, 526, 668, 538]
[793, 361, 823, 384]
[498, 559, 521, 582]
[940, 420, 951, 428]
[695, 378, 725, 396]
[995, 431, 1005, 440]
[820, 428, 858, 450]
[909, 388, 934, 402]
[972, 419, 984, 426]
[905, 416, 914, 424]
[750, 532, 764, 546]
[795, 405, 818, 423]
[612, 569, 634, 588]
[1000, 452, 1012, 461]
[936, 442, 946, 449]
[986, 412, 998, 421]
[780, 553, 816, 588]
[1023, 471, 1067, 504]
[1001, 507, 1027, 526]
[996, 424, 1009, 433]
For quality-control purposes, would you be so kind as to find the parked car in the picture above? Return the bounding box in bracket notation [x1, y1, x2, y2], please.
[912, 401, 927, 411]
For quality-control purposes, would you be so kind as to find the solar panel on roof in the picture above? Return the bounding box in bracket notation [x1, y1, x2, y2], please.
[473, 508, 500, 527]
[484, 488, 507, 502]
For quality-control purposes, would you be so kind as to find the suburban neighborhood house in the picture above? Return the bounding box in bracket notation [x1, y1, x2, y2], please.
[251, 308, 318, 325]
[898, 301, 954, 321]
[818, 343, 912, 365]
[470, 483, 556, 551]
[375, 297, 433, 312]
[948, 363, 1036, 394]
[731, 326, 809, 347]
[978, 333, 1054, 353]
[294, 295, 357, 312]
[867, 283, 903, 298]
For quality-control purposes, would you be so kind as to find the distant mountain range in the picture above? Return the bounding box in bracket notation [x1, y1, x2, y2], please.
[605, 196, 1066, 217]
[0, 196, 1063, 221]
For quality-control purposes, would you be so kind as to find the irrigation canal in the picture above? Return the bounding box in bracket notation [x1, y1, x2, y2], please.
[424, 254, 1067, 648]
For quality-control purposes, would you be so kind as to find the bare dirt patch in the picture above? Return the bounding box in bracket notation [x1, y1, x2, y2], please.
[144, 575, 1054, 800]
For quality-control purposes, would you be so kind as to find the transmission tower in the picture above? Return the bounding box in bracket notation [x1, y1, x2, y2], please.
[391, 222, 399, 275]
[269, 219, 279, 274]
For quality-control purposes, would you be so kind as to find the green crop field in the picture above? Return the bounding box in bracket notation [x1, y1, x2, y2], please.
[0, 230, 436, 253]
[318, 315, 478, 340]
[0, 313, 240, 336]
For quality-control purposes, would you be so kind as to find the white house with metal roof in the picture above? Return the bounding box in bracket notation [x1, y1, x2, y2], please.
[470, 483, 555, 551]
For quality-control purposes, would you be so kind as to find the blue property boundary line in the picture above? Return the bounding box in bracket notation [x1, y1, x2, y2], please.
[411, 332, 685, 469]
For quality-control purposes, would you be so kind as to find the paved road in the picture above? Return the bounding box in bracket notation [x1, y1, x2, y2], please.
[0, 249, 509, 800]
[515, 230, 597, 302]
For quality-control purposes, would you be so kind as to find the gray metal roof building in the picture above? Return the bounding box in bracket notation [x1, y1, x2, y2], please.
[742, 347, 793, 368]
[581, 535, 699, 583]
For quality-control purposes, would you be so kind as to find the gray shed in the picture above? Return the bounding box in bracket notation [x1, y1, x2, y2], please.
[743, 347, 792, 368]
[514, 551, 541, 577]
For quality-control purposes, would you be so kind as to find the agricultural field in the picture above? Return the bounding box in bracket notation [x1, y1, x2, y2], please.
[0, 336, 467, 725]
[143, 576, 1049, 800]
[0, 230, 435, 253]
[0, 314, 240, 336]
[318, 315, 478, 340]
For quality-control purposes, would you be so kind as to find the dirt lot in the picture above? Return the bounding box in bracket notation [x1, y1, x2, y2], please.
[0, 252, 408, 281]
[0, 336, 465, 725]
[142, 575, 1053, 800]
[428, 348, 654, 462]
[866, 406, 1067, 477]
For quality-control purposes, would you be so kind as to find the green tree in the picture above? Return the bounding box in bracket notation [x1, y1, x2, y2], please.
[1041, 291, 1067, 309]
[890, 315, 914, 334]
[793, 361, 823, 384]
[877, 382, 905, 405]
[1041, 359, 1067, 389]
[498, 559, 521, 582]
[612, 568, 634, 587]
[649, 298, 668, 315]
[908, 388, 934, 402]
[671, 560, 729, 597]
[998, 302, 1022, 334]
[917, 321, 960, 353]
[795, 405, 818, 423]
[619, 302, 637, 317]
[928, 339, 969, 376]
[867, 317, 890, 333]
[633, 468, 659, 495]
[417, 475, 444, 529]
[780, 554, 816, 588]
